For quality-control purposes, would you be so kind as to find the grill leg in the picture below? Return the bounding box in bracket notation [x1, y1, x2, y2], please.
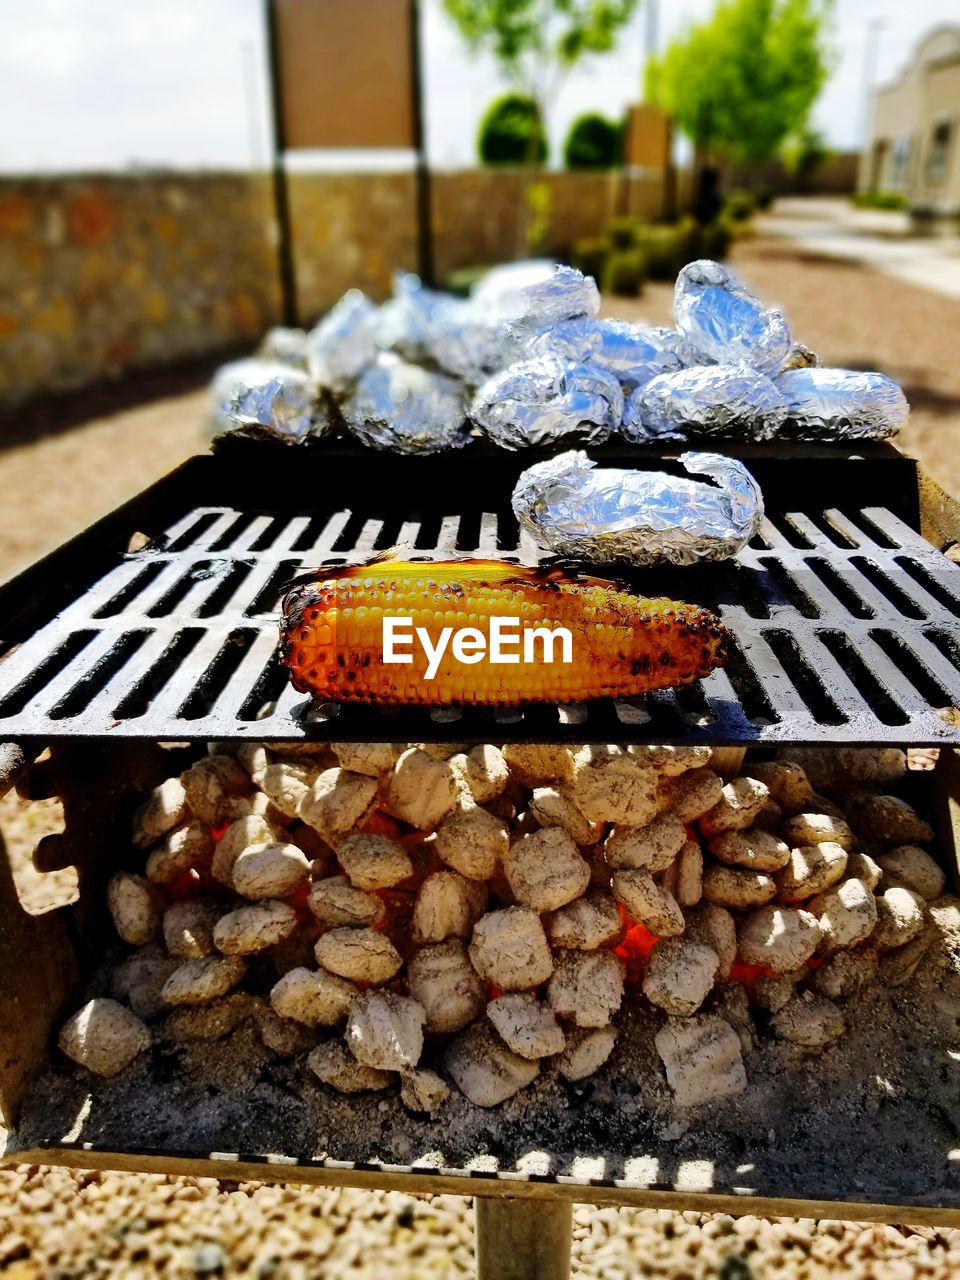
[474, 1196, 572, 1280]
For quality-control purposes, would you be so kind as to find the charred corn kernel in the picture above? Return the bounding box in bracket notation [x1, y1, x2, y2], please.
[280, 558, 728, 707]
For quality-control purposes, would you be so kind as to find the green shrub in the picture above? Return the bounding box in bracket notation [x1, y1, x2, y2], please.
[753, 185, 775, 210]
[699, 216, 735, 260]
[564, 112, 623, 170]
[478, 93, 548, 166]
[636, 220, 699, 280]
[602, 248, 646, 296]
[443, 265, 494, 297]
[852, 190, 907, 211]
[723, 188, 755, 221]
[605, 216, 645, 250]
[569, 236, 609, 282]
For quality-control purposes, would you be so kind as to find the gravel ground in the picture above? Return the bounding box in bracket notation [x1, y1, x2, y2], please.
[3, 223, 960, 1275]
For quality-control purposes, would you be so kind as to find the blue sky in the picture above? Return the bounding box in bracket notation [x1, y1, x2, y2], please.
[0, 0, 956, 172]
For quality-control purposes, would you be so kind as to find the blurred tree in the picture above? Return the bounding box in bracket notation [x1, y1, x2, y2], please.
[564, 112, 623, 169]
[478, 92, 549, 165]
[444, 0, 639, 163]
[645, 0, 833, 167]
[781, 125, 831, 186]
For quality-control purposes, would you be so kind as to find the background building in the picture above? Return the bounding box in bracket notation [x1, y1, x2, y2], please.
[860, 24, 960, 214]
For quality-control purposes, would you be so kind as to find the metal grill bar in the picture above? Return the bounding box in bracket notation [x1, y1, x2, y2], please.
[0, 492, 959, 743]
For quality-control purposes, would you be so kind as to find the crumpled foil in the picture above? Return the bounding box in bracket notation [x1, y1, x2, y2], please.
[209, 360, 335, 444]
[623, 364, 787, 443]
[512, 449, 764, 566]
[257, 326, 308, 369]
[526, 318, 685, 392]
[342, 353, 471, 454]
[306, 289, 379, 390]
[776, 367, 909, 440]
[471, 354, 624, 450]
[675, 260, 792, 375]
[376, 273, 450, 364]
[491, 264, 600, 334]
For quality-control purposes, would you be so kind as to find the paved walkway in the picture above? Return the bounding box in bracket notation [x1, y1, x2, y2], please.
[758, 197, 960, 301]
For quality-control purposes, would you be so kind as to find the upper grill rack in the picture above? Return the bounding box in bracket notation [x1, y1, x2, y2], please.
[0, 489, 959, 744]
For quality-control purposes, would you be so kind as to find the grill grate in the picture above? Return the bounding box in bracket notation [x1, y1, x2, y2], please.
[0, 485, 959, 744]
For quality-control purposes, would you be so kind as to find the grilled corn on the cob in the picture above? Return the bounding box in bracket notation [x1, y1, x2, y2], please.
[281, 558, 727, 707]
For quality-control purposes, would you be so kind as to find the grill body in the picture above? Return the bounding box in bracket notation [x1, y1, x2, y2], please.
[3, 440, 960, 1235]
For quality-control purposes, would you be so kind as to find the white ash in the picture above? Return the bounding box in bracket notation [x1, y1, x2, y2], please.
[58, 999, 151, 1077]
[413, 870, 487, 944]
[469, 906, 554, 990]
[406, 940, 485, 1033]
[605, 813, 687, 872]
[335, 832, 413, 890]
[443, 1023, 539, 1108]
[487, 993, 566, 1059]
[503, 826, 591, 911]
[307, 875, 385, 928]
[213, 900, 298, 955]
[232, 842, 311, 899]
[270, 966, 356, 1026]
[345, 991, 425, 1073]
[546, 890, 622, 951]
[643, 939, 718, 1016]
[435, 804, 508, 880]
[527, 786, 603, 846]
[547, 949, 625, 1028]
[776, 841, 848, 902]
[315, 927, 403, 984]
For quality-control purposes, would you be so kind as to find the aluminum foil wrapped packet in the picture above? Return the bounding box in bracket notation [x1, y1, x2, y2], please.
[376, 273, 451, 364]
[342, 352, 471, 454]
[306, 289, 379, 391]
[430, 307, 518, 387]
[209, 359, 335, 444]
[623, 364, 787, 443]
[526, 318, 686, 392]
[471, 354, 623, 450]
[512, 449, 764, 566]
[483, 263, 600, 334]
[256, 326, 308, 369]
[675, 259, 792, 375]
[776, 367, 909, 440]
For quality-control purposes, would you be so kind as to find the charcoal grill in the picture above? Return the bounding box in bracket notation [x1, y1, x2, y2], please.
[4, 437, 960, 1279]
[0, 439, 957, 746]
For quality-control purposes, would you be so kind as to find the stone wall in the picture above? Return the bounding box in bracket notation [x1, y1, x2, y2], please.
[0, 174, 282, 405]
[0, 167, 672, 406]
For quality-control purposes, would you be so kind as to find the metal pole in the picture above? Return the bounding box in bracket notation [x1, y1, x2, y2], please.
[475, 1197, 573, 1280]
[409, 0, 435, 286]
[263, 0, 299, 326]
